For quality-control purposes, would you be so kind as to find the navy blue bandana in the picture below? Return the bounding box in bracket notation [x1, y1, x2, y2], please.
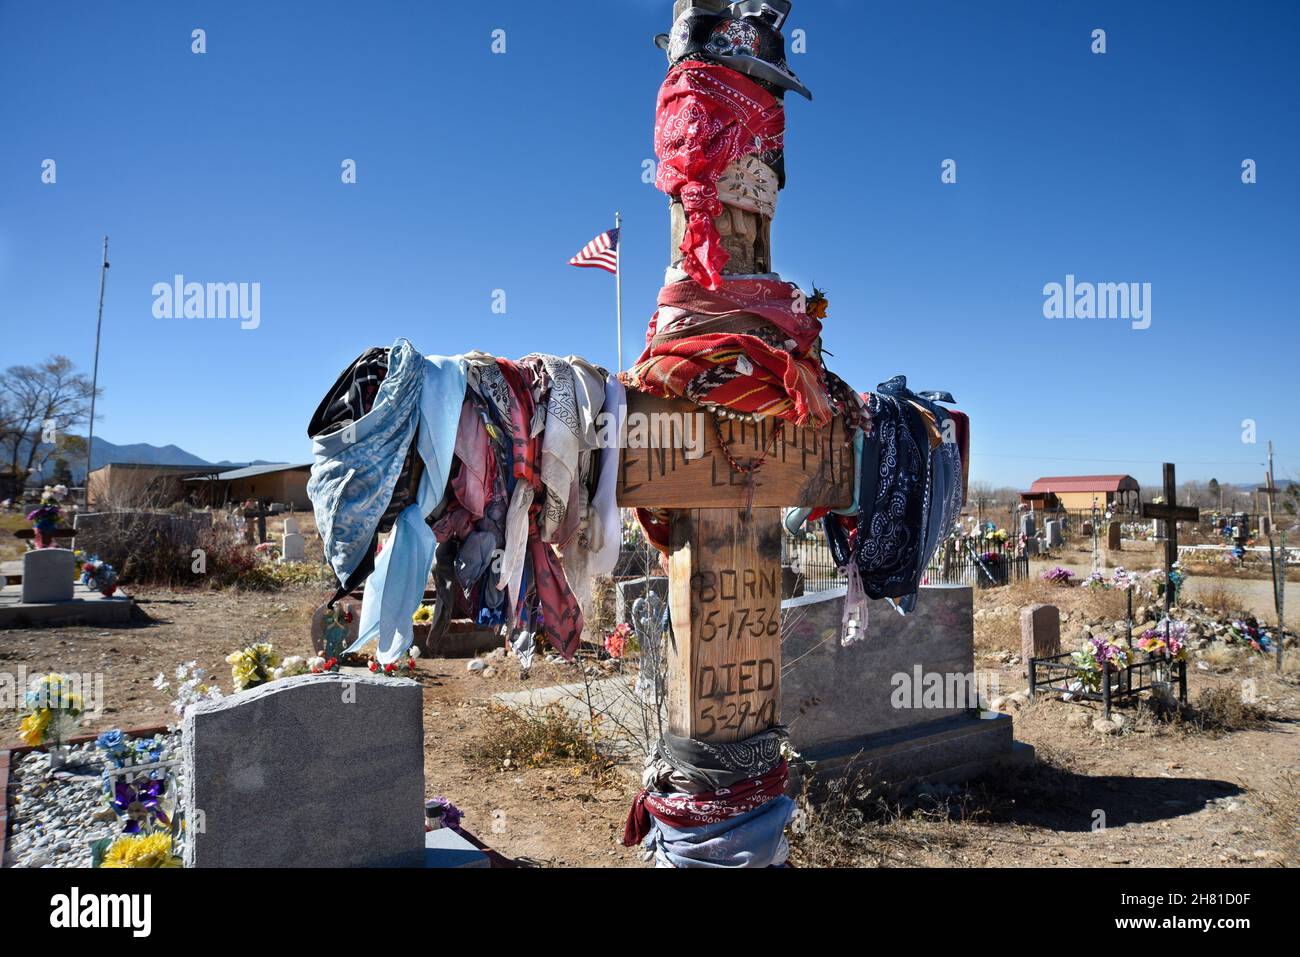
[825, 389, 930, 601]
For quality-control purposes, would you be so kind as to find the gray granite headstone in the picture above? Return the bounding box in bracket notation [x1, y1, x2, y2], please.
[779, 585, 1029, 790]
[1020, 514, 1036, 538]
[1020, 603, 1061, 675]
[1044, 520, 1063, 548]
[781, 584, 978, 750]
[21, 548, 75, 603]
[183, 673, 425, 867]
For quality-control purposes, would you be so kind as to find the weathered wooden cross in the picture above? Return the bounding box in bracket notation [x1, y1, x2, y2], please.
[616, 398, 855, 743]
[1141, 462, 1198, 623]
[242, 502, 272, 545]
[610, 0, 857, 746]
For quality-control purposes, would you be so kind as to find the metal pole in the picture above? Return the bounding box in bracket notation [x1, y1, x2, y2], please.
[614, 211, 623, 372]
[1265, 442, 1275, 530]
[85, 236, 109, 509]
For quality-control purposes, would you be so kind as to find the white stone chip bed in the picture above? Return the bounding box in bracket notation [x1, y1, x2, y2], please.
[4, 731, 183, 869]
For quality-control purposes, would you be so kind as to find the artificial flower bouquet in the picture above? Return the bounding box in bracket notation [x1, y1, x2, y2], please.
[604, 622, 633, 659]
[79, 554, 119, 597]
[18, 672, 84, 750]
[1070, 635, 1130, 693]
[367, 651, 419, 677]
[225, 641, 281, 690]
[96, 832, 182, 868]
[1227, 619, 1275, 655]
[1041, 566, 1075, 586]
[1137, 619, 1189, 662]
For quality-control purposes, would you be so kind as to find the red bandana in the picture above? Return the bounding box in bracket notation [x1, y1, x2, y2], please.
[622, 760, 789, 846]
[657, 277, 822, 354]
[526, 506, 583, 660]
[495, 359, 539, 488]
[654, 63, 784, 290]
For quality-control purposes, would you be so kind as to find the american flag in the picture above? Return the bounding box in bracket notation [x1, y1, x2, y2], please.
[569, 228, 620, 274]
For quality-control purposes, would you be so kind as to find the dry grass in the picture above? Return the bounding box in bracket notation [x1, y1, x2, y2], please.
[1198, 580, 1239, 618]
[1257, 770, 1300, 864]
[973, 578, 1131, 655]
[1177, 686, 1265, 734]
[466, 703, 615, 779]
[788, 759, 1018, 868]
[0, 511, 29, 563]
[1200, 644, 1244, 670]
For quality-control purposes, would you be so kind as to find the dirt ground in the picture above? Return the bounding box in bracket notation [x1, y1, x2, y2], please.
[1, 566, 1295, 868]
[0, 584, 644, 868]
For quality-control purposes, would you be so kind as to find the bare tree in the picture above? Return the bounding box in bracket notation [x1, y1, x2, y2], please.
[0, 355, 100, 487]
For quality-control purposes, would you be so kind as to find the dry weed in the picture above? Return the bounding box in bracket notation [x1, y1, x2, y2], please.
[467, 703, 614, 778]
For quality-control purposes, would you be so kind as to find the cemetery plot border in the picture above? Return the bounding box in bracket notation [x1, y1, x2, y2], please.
[926, 551, 1030, 589]
[1028, 652, 1187, 719]
[0, 723, 172, 869]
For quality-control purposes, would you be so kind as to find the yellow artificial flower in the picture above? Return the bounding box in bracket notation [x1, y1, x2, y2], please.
[19, 709, 52, 747]
[412, 604, 434, 623]
[101, 832, 182, 868]
[226, 643, 280, 689]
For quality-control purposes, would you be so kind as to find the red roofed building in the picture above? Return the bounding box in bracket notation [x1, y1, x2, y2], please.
[1021, 474, 1141, 512]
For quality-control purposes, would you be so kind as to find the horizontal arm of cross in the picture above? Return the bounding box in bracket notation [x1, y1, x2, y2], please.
[615, 393, 855, 510]
[1141, 502, 1199, 523]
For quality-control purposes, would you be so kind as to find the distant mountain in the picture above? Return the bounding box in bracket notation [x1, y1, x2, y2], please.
[18, 434, 283, 484]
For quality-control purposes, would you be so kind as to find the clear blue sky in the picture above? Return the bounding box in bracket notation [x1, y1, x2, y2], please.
[1, 0, 1296, 490]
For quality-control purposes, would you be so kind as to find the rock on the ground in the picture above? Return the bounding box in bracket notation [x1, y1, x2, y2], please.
[1092, 717, 1121, 735]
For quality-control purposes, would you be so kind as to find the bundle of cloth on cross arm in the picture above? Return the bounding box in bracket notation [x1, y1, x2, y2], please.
[305, 339, 626, 665]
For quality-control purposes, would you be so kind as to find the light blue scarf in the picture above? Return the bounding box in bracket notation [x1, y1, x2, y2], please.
[307, 338, 468, 663]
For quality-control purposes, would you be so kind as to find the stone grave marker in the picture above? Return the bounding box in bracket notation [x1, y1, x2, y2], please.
[283, 516, 300, 535]
[1044, 520, 1062, 548]
[21, 548, 75, 603]
[281, 530, 306, 562]
[781, 584, 1029, 789]
[1107, 521, 1122, 551]
[1020, 603, 1061, 676]
[183, 673, 425, 867]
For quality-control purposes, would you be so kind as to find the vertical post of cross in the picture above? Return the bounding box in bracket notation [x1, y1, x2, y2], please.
[1141, 463, 1199, 664]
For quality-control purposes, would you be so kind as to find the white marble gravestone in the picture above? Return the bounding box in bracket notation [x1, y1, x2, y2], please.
[283, 516, 300, 535]
[281, 532, 306, 562]
[21, 548, 75, 603]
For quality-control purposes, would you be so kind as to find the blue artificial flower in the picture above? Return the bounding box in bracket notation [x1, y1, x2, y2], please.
[132, 737, 164, 764]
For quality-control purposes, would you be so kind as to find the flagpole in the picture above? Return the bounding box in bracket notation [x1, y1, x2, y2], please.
[85, 235, 109, 509]
[615, 211, 623, 371]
